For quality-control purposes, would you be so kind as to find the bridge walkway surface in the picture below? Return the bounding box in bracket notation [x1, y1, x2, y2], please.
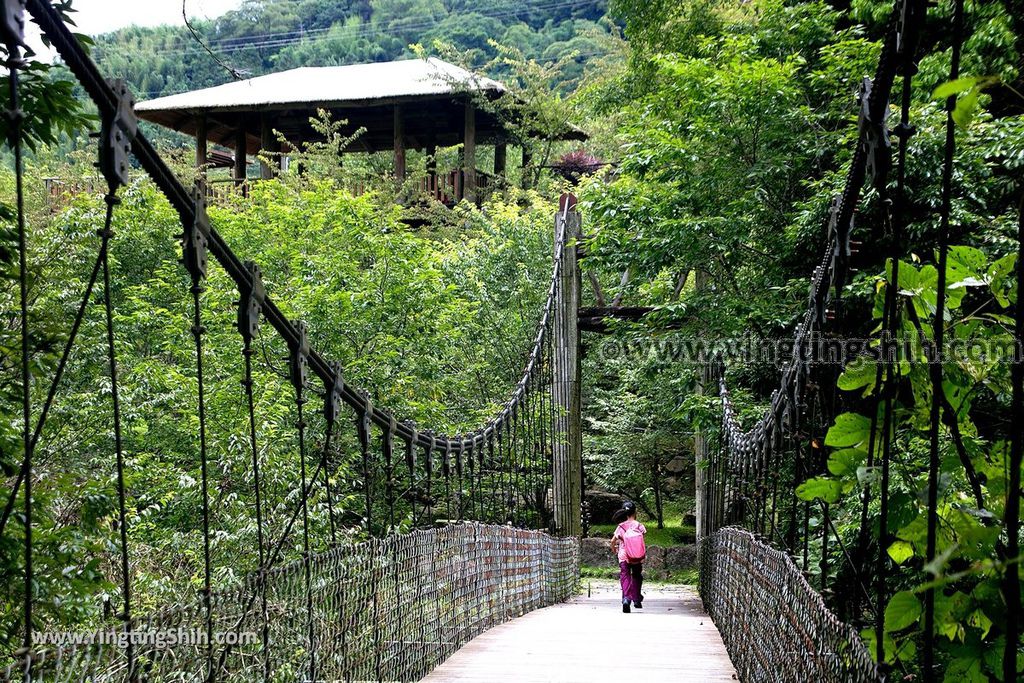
[422, 580, 738, 682]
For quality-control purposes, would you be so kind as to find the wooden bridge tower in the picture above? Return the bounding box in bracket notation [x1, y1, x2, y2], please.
[552, 195, 583, 537]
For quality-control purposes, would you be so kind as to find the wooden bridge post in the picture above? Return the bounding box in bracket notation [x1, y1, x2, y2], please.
[694, 270, 709, 543]
[695, 365, 708, 543]
[552, 196, 582, 537]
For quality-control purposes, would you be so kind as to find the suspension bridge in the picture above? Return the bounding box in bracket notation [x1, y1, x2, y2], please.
[2, 0, 1022, 681]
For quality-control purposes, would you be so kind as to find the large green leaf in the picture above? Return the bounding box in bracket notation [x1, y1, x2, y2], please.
[886, 540, 914, 565]
[837, 357, 877, 397]
[952, 87, 980, 128]
[932, 77, 978, 100]
[946, 246, 988, 288]
[827, 448, 865, 477]
[934, 591, 970, 642]
[943, 652, 988, 683]
[896, 516, 928, 544]
[824, 413, 871, 448]
[987, 253, 1018, 307]
[884, 591, 922, 632]
[796, 477, 842, 504]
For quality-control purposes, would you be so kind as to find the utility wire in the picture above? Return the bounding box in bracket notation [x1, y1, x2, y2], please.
[183, 0, 244, 80]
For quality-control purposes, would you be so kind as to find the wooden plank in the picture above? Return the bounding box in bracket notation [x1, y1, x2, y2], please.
[423, 582, 738, 682]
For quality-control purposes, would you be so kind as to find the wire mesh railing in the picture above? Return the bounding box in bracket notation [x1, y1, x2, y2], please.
[1, 524, 578, 682]
[700, 528, 878, 683]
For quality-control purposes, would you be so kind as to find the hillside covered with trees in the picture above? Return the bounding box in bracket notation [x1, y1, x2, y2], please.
[90, 0, 612, 101]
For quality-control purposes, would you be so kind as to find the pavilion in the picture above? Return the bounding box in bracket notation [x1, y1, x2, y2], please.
[134, 57, 584, 204]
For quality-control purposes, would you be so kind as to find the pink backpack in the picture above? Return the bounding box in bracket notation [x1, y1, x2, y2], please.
[619, 522, 646, 564]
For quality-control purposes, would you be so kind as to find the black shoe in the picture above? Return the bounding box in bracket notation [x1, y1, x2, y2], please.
[622, 601, 631, 613]
[634, 602, 643, 609]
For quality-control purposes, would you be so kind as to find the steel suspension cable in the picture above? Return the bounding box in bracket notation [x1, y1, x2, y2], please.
[872, 19, 921, 661]
[467, 435, 475, 521]
[425, 433, 434, 527]
[497, 423, 508, 523]
[213, 444, 333, 674]
[474, 433, 482, 523]
[322, 417, 338, 542]
[99, 192, 136, 681]
[237, 260, 271, 681]
[25, 0, 567, 468]
[293, 383, 316, 681]
[923, 1, 963, 677]
[357, 392, 373, 533]
[404, 422, 418, 527]
[189, 268, 215, 680]
[5, 35, 33, 662]
[1002, 181, 1024, 683]
[487, 431, 498, 523]
[527, 376, 538, 527]
[512, 402, 522, 526]
[443, 440, 452, 523]
[1, 6, 578, 682]
[383, 419, 396, 530]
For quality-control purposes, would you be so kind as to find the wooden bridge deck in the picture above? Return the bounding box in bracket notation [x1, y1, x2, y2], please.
[422, 580, 737, 682]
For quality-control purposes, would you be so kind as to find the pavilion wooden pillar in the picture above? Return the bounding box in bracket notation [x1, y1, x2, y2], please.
[260, 114, 278, 180]
[233, 126, 247, 185]
[393, 105, 406, 181]
[463, 100, 476, 204]
[552, 195, 582, 537]
[195, 114, 208, 178]
[426, 143, 437, 199]
[494, 142, 507, 178]
[521, 146, 533, 190]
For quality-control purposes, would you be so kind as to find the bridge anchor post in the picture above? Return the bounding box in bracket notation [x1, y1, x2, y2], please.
[552, 195, 582, 537]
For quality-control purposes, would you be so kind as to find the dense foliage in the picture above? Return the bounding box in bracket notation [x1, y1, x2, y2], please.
[573, 0, 1024, 678]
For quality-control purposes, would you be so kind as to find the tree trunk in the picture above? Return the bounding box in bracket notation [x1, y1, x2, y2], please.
[652, 464, 664, 529]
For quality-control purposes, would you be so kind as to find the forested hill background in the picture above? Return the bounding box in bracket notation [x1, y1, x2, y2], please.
[88, 0, 611, 101]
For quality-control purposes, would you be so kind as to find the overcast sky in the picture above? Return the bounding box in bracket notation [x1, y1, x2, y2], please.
[26, 0, 243, 59]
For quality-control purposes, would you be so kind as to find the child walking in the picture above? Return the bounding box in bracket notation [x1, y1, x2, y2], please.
[610, 501, 646, 613]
